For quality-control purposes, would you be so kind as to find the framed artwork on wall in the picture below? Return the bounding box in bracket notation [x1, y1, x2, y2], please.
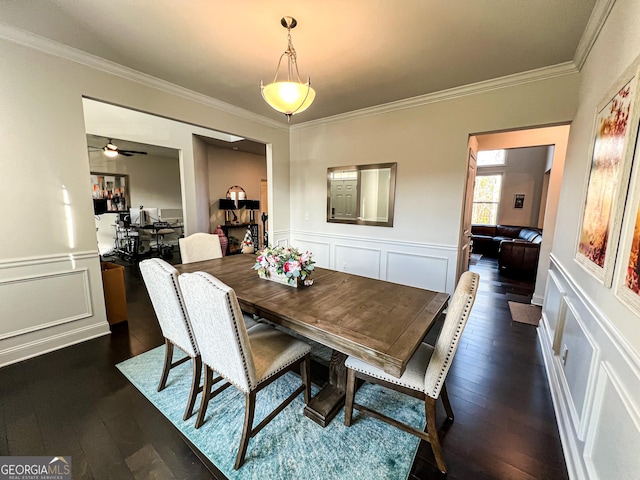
[616, 126, 640, 315]
[91, 172, 129, 213]
[514, 194, 525, 209]
[575, 61, 640, 287]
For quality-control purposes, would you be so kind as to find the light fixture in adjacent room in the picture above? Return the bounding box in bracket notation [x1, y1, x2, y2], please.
[261, 16, 316, 121]
[103, 141, 119, 157]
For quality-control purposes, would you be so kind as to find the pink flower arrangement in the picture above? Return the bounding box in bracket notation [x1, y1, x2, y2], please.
[253, 246, 315, 286]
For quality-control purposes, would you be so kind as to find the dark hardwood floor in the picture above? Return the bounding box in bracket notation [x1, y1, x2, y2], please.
[0, 253, 567, 479]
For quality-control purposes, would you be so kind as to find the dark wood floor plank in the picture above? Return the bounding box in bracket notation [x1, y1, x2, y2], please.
[6, 413, 45, 456]
[71, 409, 136, 480]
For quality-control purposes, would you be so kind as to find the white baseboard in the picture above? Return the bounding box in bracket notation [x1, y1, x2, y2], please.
[0, 322, 110, 368]
[532, 293, 545, 306]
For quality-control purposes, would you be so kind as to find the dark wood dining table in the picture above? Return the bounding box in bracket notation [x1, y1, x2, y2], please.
[175, 254, 449, 426]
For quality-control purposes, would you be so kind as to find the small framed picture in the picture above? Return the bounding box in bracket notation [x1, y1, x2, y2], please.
[514, 194, 525, 209]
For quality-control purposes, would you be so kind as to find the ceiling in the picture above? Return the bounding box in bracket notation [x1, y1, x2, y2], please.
[1, 1, 597, 125]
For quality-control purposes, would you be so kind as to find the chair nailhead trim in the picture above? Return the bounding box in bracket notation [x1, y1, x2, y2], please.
[145, 259, 199, 356]
[198, 273, 254, 392]
[430, 272, 478, 398]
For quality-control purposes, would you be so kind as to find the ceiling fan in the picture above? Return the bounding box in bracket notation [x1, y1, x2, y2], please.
[89, 139, 148, 157]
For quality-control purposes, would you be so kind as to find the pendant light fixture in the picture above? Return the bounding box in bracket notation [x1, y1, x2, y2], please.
[261, 16, 316, 121]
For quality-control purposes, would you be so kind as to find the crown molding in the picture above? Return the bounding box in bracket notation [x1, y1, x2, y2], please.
[0, 22, 288, 132]
[292, 62, 579, 131]
[0, 0, 614, 134]
[573, 0, 616, 71]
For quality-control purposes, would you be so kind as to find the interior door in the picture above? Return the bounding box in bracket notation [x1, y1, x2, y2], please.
[330, 179, 357, 219]
[457, 145, 478, 281]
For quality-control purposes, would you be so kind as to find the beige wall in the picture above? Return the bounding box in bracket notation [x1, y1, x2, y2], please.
[89, 151, 183, 211]
[207, 147, 267, 228]
[290, 75, 579, 293]
[496, 146, 548, 227]
[0, 36, 289, 366]
[535, 1, 640, 477]
[476, 125, 570, 304]
[553, 0, 640, 346]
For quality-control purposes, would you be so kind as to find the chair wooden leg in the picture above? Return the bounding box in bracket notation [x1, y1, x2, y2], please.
[183, 355, 202, 421]
[301, 354, 311, 405]
[157, 338, 173, 392]
[235, 391, 256, 470]
[425, 396, 447, 474]
[440, 382, 454, 422]
[344, 367, 356, 426]
[195, 366, 214, 429]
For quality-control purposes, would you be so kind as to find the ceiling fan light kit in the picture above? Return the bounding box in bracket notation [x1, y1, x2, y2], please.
[261, 16, 316, 121]
[90, 138, 148, 157]
[103, 141, 119, 157]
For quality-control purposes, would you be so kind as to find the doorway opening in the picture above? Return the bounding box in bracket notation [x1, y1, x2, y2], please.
[88, 134, 182, 262]
[458, 124, 571, 305]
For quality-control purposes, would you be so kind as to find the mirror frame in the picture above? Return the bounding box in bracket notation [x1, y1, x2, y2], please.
[326, 162, 397, 227]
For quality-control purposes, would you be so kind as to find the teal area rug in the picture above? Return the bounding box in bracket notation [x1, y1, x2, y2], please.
[117, 346, 425, 479]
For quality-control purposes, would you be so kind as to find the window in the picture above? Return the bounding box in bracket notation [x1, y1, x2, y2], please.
[477, 149, 506, 166]
[472, 175, 502, 225]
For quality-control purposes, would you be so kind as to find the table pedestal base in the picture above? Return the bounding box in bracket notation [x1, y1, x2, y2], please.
[304, 350, 347, 427]
[304, 385, 345, 427]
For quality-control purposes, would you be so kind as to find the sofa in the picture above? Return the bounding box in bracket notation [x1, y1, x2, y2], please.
[471, 225, 542, 278]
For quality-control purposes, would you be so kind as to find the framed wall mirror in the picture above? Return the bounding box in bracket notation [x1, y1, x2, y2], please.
[327, 162, 397, 227]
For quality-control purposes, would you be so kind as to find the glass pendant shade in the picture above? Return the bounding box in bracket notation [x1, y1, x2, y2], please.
[261, 17, 315, 120]
[261, 80, 316, 116]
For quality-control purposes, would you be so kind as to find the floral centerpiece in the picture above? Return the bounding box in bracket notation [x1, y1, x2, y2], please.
[253, 245, 315, 287]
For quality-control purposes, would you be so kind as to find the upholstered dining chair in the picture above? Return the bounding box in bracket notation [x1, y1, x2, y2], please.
[178, 271, 312, 470]
[178, 232, 223, 264]
[344, 270, 479, 474]
[139, 258, 206, 421]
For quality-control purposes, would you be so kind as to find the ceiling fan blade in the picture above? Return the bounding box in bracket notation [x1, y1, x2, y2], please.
[119, 151, 134, 157]
[119, 150, 148, 155]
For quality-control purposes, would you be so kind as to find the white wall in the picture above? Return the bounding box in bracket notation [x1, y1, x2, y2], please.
[0, 33, 289, 367]
[290, 76, 580, 294]
[539, 0, 640, 477]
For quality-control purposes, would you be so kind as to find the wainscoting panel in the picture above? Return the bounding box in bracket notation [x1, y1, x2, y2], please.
[289, 230, 458, 294]
[0, 269, 92, 339]
[583, 364, 640, 480]
[334, 244, 381, 279]
[560, 299, 599, 439]
[0, 252, 110, 367]
[290, 239, 331, 269]
[540, 255, 640, 479]
[542, 270, 566, 353]
[386, 251, 448, 292]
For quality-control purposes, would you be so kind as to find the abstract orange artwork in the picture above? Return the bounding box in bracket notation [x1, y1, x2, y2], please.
[578, 81, 634, 271]
[624, 203, 640, 294]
